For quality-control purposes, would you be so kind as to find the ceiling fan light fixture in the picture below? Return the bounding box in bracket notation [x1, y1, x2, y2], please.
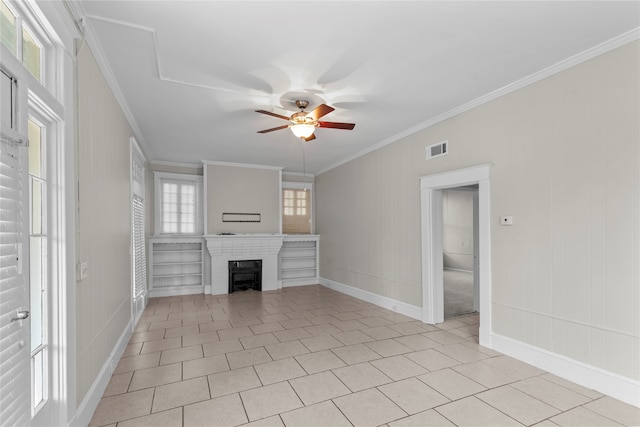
[290, 123, 316, 139]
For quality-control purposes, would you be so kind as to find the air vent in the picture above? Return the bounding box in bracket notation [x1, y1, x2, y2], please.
[426, 140, 448, 159]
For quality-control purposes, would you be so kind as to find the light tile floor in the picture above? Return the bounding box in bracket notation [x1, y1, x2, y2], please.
[90, 286, 640, 427]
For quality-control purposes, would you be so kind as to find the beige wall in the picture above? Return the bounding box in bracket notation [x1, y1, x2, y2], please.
[316, 42, 639, 380]
[443, 189, 475, 271]
[206, 163, 281, 234]
[75, 43, 133, 406]
[282, 172, 315, 184]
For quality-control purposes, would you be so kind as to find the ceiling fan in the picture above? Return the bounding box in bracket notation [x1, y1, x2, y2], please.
[256, 99, 355, 141]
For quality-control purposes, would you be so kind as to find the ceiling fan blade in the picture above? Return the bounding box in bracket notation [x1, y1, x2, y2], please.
[307, 104, 334, 120]
[304, 133, 316, 142]
[255, 110, 291, 121]
[318, 121, 356, 130]
[257, 124, 290, 133]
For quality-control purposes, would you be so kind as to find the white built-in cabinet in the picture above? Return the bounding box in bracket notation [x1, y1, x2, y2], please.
[279, 235, 319, 286]
[149, 237, 205, 297]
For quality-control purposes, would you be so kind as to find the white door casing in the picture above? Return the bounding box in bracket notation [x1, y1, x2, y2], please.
[420, 164, 492, 347]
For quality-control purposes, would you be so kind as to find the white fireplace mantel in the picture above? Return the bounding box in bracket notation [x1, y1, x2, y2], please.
[204, 234, 285, 295]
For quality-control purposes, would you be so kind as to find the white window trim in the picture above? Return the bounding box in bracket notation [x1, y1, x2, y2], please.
[153, 171, 203, 236]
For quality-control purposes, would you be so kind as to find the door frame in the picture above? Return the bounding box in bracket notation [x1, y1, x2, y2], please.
[0, 2, 76, 424]
[420, 164, 492, 347]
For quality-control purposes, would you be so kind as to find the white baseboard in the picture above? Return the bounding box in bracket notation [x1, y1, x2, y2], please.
[319, 277, 422, 320]
[443, 267, 473, 273]
[70, 317, 134, 427]
[491, 332, 640, 408]
[319, 277, 639, 408]
[133, 292, 147, 326]
[148, 285, 204, 298]
[283, 278, 319, 287]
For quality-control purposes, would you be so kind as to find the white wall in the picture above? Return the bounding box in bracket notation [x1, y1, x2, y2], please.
[316, 41, 639, 382]
[75, 43, 133, 407]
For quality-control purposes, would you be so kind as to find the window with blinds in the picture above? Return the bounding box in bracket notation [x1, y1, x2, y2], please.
[0, 139, 30, 427]
[131, 140, 147, 307]
[132, 194, 146, 298]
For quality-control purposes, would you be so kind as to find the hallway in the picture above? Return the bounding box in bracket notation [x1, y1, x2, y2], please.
[444, 269, 475, 319]
[90, 286, 639, 426]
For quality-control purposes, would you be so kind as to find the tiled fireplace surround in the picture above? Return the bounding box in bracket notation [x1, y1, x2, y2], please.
[205, 235, 284, 295]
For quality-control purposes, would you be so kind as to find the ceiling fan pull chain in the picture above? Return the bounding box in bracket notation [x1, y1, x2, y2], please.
[302, 140, 306, 179]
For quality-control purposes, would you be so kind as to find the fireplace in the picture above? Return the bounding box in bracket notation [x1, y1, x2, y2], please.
[228, 260, 262, 293]
[205, 234, 284, 295]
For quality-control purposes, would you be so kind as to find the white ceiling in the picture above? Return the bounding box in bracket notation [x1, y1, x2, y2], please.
[72, 1, 639, 174]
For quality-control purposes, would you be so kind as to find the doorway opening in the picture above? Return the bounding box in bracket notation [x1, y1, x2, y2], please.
[420, 164, 492, 347]
[442, 186, 479, 319]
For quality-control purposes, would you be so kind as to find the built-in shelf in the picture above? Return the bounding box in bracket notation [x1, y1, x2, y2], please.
[279, 235, 319, 286]
[149, 237, 205, 297]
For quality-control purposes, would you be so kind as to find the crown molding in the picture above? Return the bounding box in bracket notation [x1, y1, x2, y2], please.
[282, 171, 315, 178]
[202, 160, 283, 171]
[317, 27, 640, 176]
[149, 159, 202, 169]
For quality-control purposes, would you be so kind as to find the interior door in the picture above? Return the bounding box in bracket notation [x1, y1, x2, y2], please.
[0, 137, 31, 426]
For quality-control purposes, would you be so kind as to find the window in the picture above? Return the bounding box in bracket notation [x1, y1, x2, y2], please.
[1, 1, 44, 82]
[284, 189, 308, 216]
[162, 181, 195, 233]
[28, 115, 48, 415]
[22, 26, 42, 81]
[282, 183, 312, 234]
[1, 0, 17, 55]
[154, 172, 203, 235]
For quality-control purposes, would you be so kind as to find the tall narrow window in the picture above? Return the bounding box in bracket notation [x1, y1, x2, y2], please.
[28, 117, 47, 415]
[282, 187, 311, 234]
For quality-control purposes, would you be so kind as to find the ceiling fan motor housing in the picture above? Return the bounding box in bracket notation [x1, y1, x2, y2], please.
[255, 99, 355, 139]
[295, 99, 310, 110]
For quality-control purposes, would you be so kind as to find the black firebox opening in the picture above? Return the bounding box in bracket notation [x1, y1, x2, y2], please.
[228, 260, 262, 293]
